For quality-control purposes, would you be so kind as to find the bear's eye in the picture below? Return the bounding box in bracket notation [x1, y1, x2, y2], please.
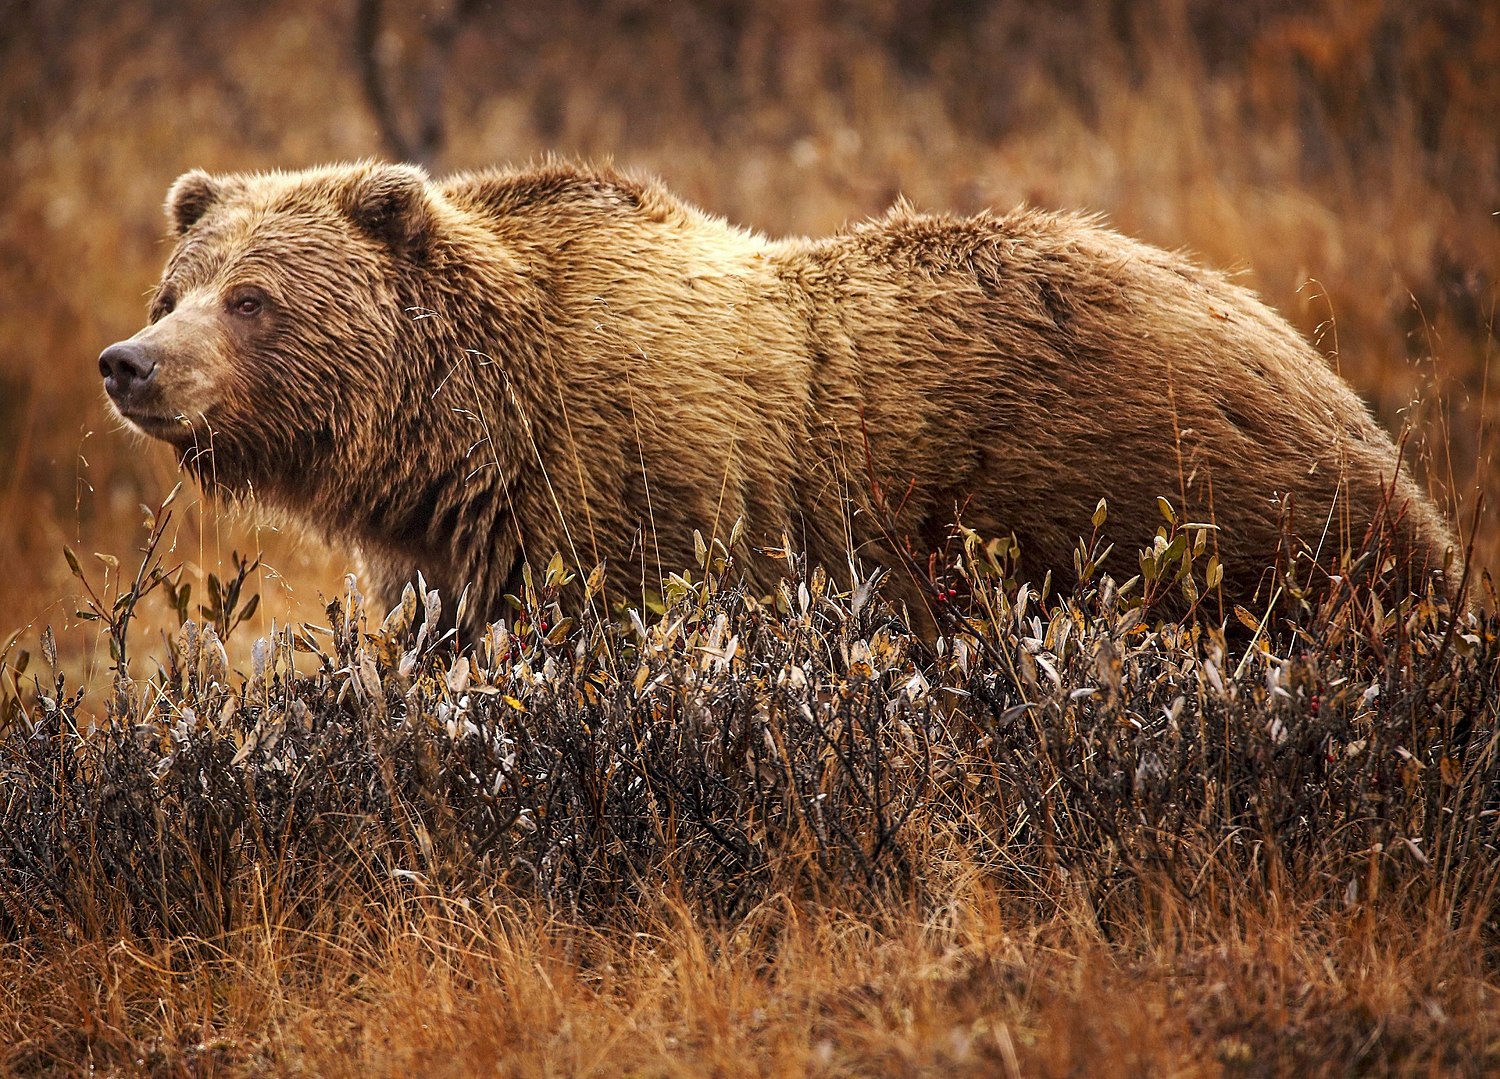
[228, 290, 265, 318]
[152, 293, 176, 320]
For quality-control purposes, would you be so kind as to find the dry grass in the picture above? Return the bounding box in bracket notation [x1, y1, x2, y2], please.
[2, 1, 1499, 1073]
[5, 889, 1494, 1076]
[1, 505, 1497, 1074]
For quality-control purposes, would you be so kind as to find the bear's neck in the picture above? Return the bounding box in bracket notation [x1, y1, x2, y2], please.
[329, 257, 551, 615]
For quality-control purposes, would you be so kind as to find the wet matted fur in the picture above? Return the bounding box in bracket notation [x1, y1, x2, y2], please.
[100, 160, 1459, 630]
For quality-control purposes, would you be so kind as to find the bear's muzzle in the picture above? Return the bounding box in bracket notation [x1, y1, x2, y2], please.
[98, 340, 158, 404]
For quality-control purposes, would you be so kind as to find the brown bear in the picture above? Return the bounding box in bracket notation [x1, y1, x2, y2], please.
[98, 160, 1458, 633]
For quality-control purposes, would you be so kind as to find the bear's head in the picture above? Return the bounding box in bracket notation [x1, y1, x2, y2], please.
[98, 162, 445, 504]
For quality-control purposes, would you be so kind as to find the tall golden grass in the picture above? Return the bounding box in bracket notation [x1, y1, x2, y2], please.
[1, 2, 1498, 1073]
[1, 521, 1495, 1074]
[7, 887, 1494, 1074]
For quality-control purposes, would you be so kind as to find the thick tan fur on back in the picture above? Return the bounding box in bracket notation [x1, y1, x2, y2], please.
[117, 160, 1458, 630]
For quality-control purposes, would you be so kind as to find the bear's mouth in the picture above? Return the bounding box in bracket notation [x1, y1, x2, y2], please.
[119, 409, 196, 443]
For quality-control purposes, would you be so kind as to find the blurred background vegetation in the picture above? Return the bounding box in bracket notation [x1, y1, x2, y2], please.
[2, 0, 1496, 670]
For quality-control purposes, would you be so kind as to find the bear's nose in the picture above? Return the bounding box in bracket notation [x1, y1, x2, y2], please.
[98, 342, 158, 401]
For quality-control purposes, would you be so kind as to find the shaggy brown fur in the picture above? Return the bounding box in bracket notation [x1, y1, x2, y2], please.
[100, 160, 1458, 631]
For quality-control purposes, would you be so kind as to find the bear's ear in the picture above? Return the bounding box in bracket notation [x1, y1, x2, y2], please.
[166, 170, 226, 235]
[343, 164, 434, 257]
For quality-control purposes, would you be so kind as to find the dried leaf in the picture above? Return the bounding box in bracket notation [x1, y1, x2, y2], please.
[585, 561, 607, 599]
[445, 657, 471, 695]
